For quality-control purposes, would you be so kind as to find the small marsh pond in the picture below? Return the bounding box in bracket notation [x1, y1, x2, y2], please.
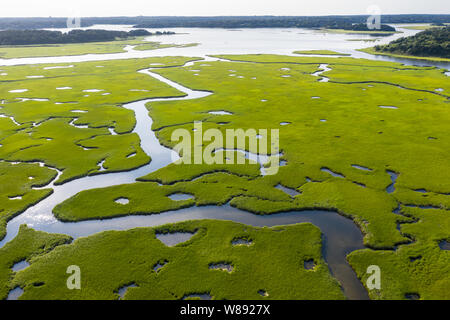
[156, 232, 196, 247]
[6, 287, 24, 300]
[11, 260, 30, 272]
[168, 193, 195, 201]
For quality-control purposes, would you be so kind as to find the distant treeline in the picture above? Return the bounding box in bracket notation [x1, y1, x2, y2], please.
[0, 29, 175, 46]
[374, 27, 450, 58]
[134, 17, 399, 30]
[0, 15, 449, 30]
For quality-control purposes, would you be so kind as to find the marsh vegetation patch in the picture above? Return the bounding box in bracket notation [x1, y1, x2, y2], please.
[3, 54, 450, 300]
[0, 222, 346, 300]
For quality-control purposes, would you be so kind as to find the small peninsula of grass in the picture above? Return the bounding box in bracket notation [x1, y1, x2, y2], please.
[134, 42, 199, 51]
[400, 24, 447, 31]
[294, 50, 350, 56]
[319, 29, 399, 35]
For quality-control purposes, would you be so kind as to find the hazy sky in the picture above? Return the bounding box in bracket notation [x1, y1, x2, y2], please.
[1, 0, 449, 17]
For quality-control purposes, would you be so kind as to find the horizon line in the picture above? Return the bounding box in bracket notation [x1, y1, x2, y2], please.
[1, 13, 450, 19]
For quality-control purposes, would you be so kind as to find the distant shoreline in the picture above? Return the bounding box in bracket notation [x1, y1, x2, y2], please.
[359, 47, 450, 63]
[1, 14, 449, 30]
